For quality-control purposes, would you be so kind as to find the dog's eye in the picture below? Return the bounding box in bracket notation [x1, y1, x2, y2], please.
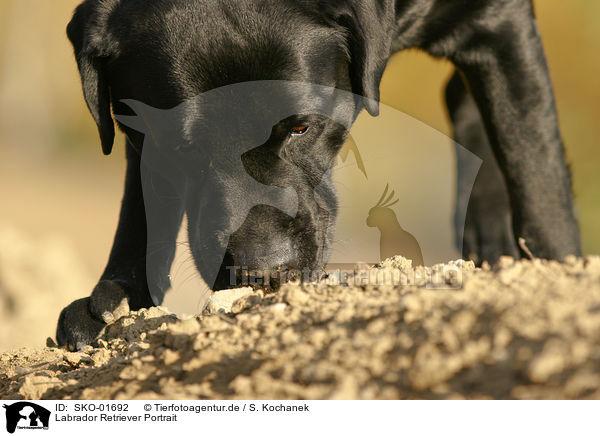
[290, 126, 309, 136]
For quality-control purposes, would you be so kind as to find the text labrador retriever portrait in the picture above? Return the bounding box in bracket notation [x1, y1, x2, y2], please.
[55, 0, 582, 350]
[5, 0, 600, 407]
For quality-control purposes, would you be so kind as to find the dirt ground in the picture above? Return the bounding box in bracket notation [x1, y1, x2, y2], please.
[0, 224, 95, 352]
[1, 252, 600, 400]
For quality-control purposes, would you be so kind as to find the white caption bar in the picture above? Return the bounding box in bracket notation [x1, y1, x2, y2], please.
[0, 400, 597, 436]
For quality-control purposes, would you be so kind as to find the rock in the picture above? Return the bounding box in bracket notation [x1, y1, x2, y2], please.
[64, 352, 89, 366]
[231, 294, 262, 314]
[97, 339, 108, 348]
[19, 375, 59, 400]
[162, 349, 180, 366]
[91, 349, 112, 367]
[283, 286, 310, 307]
[143, 306, 171, 319]
[203, 287, 254, 314]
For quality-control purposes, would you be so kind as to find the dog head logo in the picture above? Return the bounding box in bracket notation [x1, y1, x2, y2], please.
[3, 402, 50, 433]
[115, 80, 371, 301]
[114, 80, 482, 297]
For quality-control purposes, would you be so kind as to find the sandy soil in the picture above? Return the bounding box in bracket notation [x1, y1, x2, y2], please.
[0, 224, 95, 351]
[1, 253, 600, 400]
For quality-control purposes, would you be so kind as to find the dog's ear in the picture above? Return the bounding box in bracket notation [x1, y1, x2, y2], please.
[67, 1, 115, 155]
[331, 4, 395, 117]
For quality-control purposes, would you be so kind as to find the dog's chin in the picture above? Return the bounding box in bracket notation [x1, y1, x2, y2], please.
[187, 202, 333, 291]
[188, 238, 295, 291]
[210, 258, 327, 292]
[191, 240, 330, 291]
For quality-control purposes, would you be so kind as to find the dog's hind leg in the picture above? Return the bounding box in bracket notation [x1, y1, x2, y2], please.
[445, 71, 519, 265]
[56, 143, 183, 350]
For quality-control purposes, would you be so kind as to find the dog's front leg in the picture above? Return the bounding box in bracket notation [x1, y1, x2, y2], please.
[56, 143, 183, 350]
[428, 1, 582, 259]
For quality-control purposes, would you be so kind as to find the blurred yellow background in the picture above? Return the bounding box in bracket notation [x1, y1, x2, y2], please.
[0, 0, 598, 273]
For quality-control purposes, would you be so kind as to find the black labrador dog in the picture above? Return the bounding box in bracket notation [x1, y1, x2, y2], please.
[57, 0, 581, 349]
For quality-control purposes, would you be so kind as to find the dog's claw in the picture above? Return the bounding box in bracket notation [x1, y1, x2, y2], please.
[56, 281, 131, 350]
[90, 280, 130, 323]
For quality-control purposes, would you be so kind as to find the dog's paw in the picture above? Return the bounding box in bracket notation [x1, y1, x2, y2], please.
[462, 208, 519, 265]
[89, 280, 131, 323]
[56, 280, 130, 351]
[56, 297, 105, 351]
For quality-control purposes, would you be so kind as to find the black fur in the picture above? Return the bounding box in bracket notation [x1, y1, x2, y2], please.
[57, 0, 582, 349]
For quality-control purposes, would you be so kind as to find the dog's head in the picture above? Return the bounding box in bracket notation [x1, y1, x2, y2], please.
[68, 0, 394, 290]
